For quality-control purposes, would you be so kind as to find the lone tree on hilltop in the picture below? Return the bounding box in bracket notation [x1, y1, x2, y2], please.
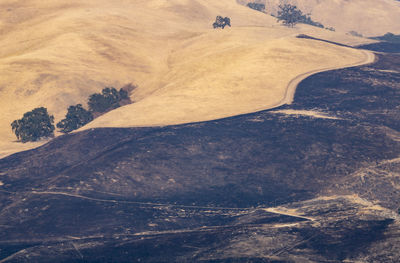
[11, 107, 55, 142]
[277, 4, 303, 27]
[213, 16, 231, 29]
[88, 87, 129, 113]
[57, 104, 93, 133]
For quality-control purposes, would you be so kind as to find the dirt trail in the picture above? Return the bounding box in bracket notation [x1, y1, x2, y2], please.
[277, 49, 375, 106]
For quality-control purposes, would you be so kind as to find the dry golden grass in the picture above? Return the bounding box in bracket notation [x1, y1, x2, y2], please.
[84, 37, 369, 129]
[0, 0, 378, 157]
[261, 0, 400, 37]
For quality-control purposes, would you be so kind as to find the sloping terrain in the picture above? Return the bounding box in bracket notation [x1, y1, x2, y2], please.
[242, 0, 400, 37]
[0, 47, 399, 262]
[0, 0, 374, 158]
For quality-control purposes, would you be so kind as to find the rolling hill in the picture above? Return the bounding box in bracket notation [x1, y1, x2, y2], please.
[0, 0, 377, 157]
[0, 50, 399, 262]
[1, 0, 400, 261]
[244, 0, 400, 37]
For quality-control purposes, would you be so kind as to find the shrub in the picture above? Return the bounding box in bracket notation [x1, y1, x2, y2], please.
[213, 16, 231, 29]
[11, 107, 55, 142]
[348, 31, 363, 37]
[121, 83, 137, 94]
[247, 3, 265, 12]
[299, 15, 324, 28]
[119, 88, 129, 100]
[88, 87, 129, 113]
[57, 104, 93, 133]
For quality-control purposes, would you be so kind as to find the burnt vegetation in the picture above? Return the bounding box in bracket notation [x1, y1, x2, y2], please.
[1, 46, 400, 261]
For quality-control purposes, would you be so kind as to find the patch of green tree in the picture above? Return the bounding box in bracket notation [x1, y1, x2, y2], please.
[88, 87, 129, 113]
[11, 85, 135, 141]
[277, 4, 324, 29]
[213, 16, 231, 29]
[56, 104, 93, 133]
[11, 107, 55, 142]
[277, 4, 303, 27]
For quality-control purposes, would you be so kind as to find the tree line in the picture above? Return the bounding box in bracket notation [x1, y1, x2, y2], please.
[11, 84, 135, 142]
[245, 2, 330, 29]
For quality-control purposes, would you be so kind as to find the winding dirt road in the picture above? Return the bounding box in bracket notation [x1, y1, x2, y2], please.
[278, 49, 375, 106]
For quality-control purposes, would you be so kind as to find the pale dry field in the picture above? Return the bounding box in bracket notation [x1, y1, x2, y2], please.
[0, 0, 384, 158]
[260, 0, 400, 37]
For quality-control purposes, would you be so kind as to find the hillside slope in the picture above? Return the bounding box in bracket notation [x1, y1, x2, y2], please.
[255, 0, 400, 37]
[0, 0, 373, 157]
[0, 51, 399, 261]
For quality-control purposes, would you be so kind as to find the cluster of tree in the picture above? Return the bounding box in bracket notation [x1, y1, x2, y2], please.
[88, 87, 129, 113]
[277, 4, 303, 27]
[247, 3, 265, 12]
[11, 85, 134, 142]
[277, 4, 325, 29]
[58, 87, 130, 133]
[56, 104, 93, 133]
[213, 16, 231, 29]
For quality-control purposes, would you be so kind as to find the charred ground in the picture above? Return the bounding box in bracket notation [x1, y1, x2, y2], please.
[0, 47, 399, 262]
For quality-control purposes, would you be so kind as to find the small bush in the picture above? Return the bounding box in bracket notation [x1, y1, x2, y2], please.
[57, 104, 93, 133]
[11, 107, 55, 142]
[247, 3, 265, 12]
[300, 15, 324, 28]
[348, 31, 363, 37]
[121, 83, 137, 93]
